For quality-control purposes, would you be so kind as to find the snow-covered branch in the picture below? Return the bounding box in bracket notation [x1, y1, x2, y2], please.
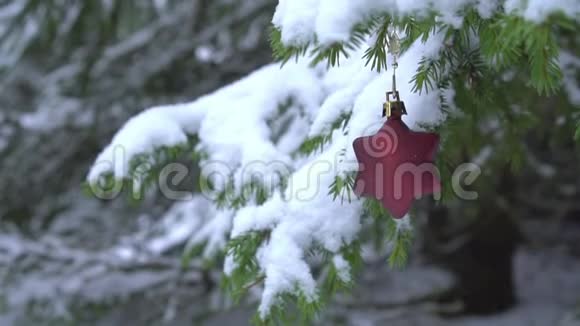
[84, 0, 580, 321]
[88, 31, 449, 316]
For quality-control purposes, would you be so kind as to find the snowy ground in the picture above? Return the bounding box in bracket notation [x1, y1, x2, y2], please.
[333, 247, 580, 326]
[1, 219, 579, 325]
[198, 246, 580, 326]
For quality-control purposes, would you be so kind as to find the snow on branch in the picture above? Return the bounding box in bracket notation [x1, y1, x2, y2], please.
[273, 0, 580, 47]
[88, 61, 323, 183]
[88, 26, 448, 316]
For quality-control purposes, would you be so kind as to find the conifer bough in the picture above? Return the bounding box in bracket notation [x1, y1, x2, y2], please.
[88, 0, 580, 323]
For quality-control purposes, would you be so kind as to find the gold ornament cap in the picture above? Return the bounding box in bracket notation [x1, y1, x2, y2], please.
[383, 91, 407, 118]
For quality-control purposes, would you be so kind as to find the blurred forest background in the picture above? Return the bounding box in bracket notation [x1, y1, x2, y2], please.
[0, 0, 579, 325]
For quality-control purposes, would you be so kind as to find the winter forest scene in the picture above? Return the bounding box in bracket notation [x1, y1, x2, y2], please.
[1, 0, 580, 325]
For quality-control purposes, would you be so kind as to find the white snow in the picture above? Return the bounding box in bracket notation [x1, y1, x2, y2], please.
[505, 0, 580, 22]
[559, 51, 580, 106]
[0, 2, 25, 20]
[395, 214, 413, 232]
[272, 0, 319, 45]
[188, 209, 233, 258]
[90, 32, 448, 315]
[88, 103, 198, 181]
[0, 6, 38, 67]
[88, 0, 580, 318]
[88, 62, 322, 186]
[272, 0, 579, 48]
[333, 254, 352, 283]
[146, 196, 213, 255]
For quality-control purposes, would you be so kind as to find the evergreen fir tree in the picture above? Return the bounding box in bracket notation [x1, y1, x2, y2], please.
[83, 1, 579, 324]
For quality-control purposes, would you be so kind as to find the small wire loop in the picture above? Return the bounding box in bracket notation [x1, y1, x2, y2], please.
[388, 31, 401, 94]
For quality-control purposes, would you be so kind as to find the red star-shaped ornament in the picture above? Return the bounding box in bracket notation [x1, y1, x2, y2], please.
[353, 109, 440, 218]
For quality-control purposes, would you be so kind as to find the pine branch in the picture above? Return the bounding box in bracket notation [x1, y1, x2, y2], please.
[328, 172, 356, 204]
[224, 231, 270, 302]
[362, 16, 391, 72]
[295, 112, 351, 156]
[386, 217, 414, 268]
[269, 26, 309, 65]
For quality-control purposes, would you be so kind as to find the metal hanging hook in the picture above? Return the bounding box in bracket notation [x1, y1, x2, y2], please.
[392, 62, 397, 94]
[388, 30, 401, 94]
[382, 30, 407, 118]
